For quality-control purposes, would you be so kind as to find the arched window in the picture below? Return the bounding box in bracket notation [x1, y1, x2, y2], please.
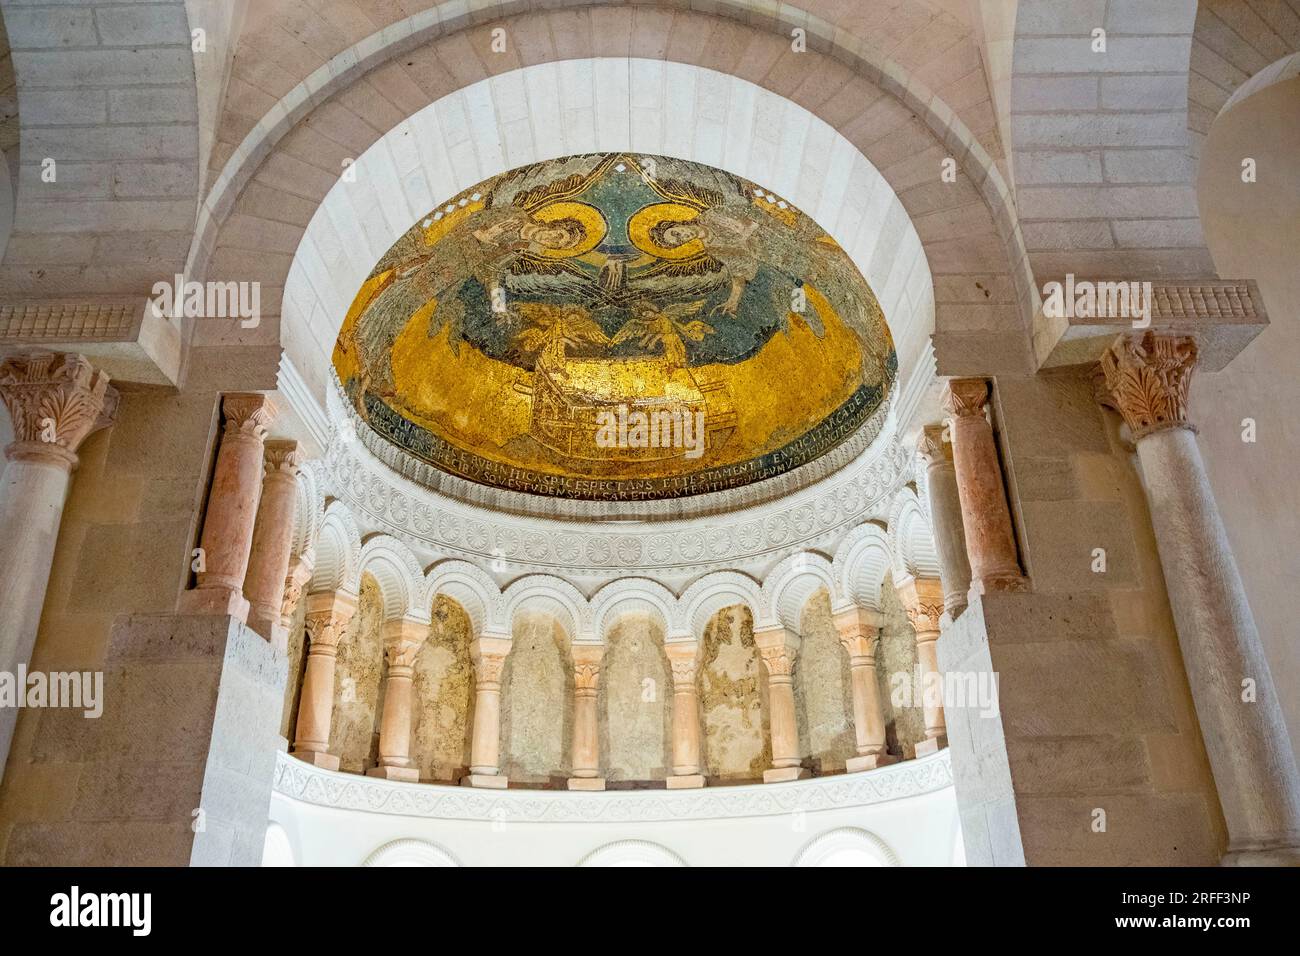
[261, 822, 295, 867]
[793, 828, 900, 867]
[577, 841, 686, 867]
[362, 839, 460, 867]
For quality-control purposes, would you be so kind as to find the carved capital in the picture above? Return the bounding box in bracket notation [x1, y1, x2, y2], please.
[1097, 332, 1198, 439]
[896, 576, 945, 636]
[754, 626, 799, 679]
[916, 423, 952, 466]
[383, 618, 429, 669]
[222, 393, 276, 440]
[664, 641, 700, 688]
[264, 439, 302, 477]
[833, 606, 882, 662]
[280, 553, 315, 628]
[573, 644, 605, 693]
[0, 351, 119, 464]
[303, 590, 358, 652]
[941, 378, 989, 419]
[470, 637, 512, 686]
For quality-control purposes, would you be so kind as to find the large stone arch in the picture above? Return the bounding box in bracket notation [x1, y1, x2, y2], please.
[191, 2, 1037, 398]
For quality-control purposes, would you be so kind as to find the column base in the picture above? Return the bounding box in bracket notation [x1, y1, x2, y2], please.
[1221, 843, 1300, 866]
[763, 767, 811, 784]
[462, 773, 508, 789]
[914, 736, 948, 756]
[292, 750, 339, 771]
[178, 586, 250, 621]
[846, 753, 898, 773]
[367, 765, 419, 782]
[567, 777, 606, 791]
[666, 774, 706, 789]
[972, 573, 1029, 596]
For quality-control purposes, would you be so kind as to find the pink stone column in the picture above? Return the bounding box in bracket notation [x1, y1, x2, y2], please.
[1099, 332, 1300, 864]
[665, 640, 706, 789]
[243, 440, 301, 648]
[464, 636, 511, 789]
[179, 393, 277, 620]
[942, 379, 1027, 596]
[897, 576, 948, 754]
[279, 552, 314, 630]
[568, 644, 606, 791]
[833, 606, 897, 772]
[918, 424, 973, 617]
[291, 590, 358, 770]
[0, 352, 118, 783]
[755, 626, 809, 783]
[368, 618, 429, 782]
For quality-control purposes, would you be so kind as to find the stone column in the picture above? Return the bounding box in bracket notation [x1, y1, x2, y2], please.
[1098, 331, 1300, 865]
[918, 424, 973, 617]
[179, 393, 277, 620]
[833, 606, 897, 772]
[0, 352, 118, 783]
[942, 378, 1027, 595]
[754, 626, 809, 783]
[897, 576, 948, 755]
[291, 590, 357, 769]
[243, 440, 301, 648]
[368, 617, 429, 782]
[568, 644, 606, 791]
[664, 640, 705, 788]
[464, 636, 511, 789]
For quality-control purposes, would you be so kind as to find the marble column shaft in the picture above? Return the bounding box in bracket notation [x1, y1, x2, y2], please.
[833, 606, 896, 772]
[1099, 331, 1300, 864]
[0, 352, 118, 784]
[369, 618, 429, 781]
[568, 644, 606, 790]
[465, 636, 511, 788]
[665, 641, 705, 788]
[243, 440, 301, 646]
[180, 393, 277, 620]
[942, 379, 1026, 594]
[897, 576, 947, 753]
[292, 590, 358, 770]
[755, 626, 809, 783]
[918, 424, 973, 617]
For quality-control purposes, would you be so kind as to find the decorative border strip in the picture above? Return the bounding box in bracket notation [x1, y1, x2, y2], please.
[272, 749, 953, 824]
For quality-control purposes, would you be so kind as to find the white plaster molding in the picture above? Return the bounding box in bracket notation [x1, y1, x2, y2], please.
[887, 486, 942, 582]
[792, 827, 901, 867]
[357, 536, 429, 622]
[831, 522, 893, 612]
[272, 749, 954, 824]
[277, 353, 331, 455]
[309, 500, 362, 596]
[589, 578, 680, 643]
[362, 838, 461, 867]
[422, 559, 506, 638]
[676, 570, 764, 638]
[760, 552, 837, 632]
[502, 574, 591, 641]
[577, 841, 688, 867]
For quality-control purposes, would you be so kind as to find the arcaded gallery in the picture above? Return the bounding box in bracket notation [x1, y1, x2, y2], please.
[0, 0, 1298, 877]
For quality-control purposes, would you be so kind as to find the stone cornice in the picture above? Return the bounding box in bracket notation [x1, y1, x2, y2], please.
[272, 749, 954, 823]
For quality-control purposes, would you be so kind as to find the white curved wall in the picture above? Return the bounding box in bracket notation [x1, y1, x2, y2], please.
[270, 750, 962, 867]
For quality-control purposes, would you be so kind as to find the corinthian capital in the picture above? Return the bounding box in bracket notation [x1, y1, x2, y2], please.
[383, 619, 429, 669]
[222, 393, 276, 440]
[665, 641, 700, 687]
[916, 424, 952, 466]
[304, 590, 359, 651]
[264, 439, 302, 476]
[896, 576, 945, 635]
[941, 378, 989, 419]
[1097, 332, 1198, 439]
[0, 351, 119, 463]
[573, 644, 605, 693]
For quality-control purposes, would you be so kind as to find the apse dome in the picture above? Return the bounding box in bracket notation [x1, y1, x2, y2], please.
[334, 152, 897, 503]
